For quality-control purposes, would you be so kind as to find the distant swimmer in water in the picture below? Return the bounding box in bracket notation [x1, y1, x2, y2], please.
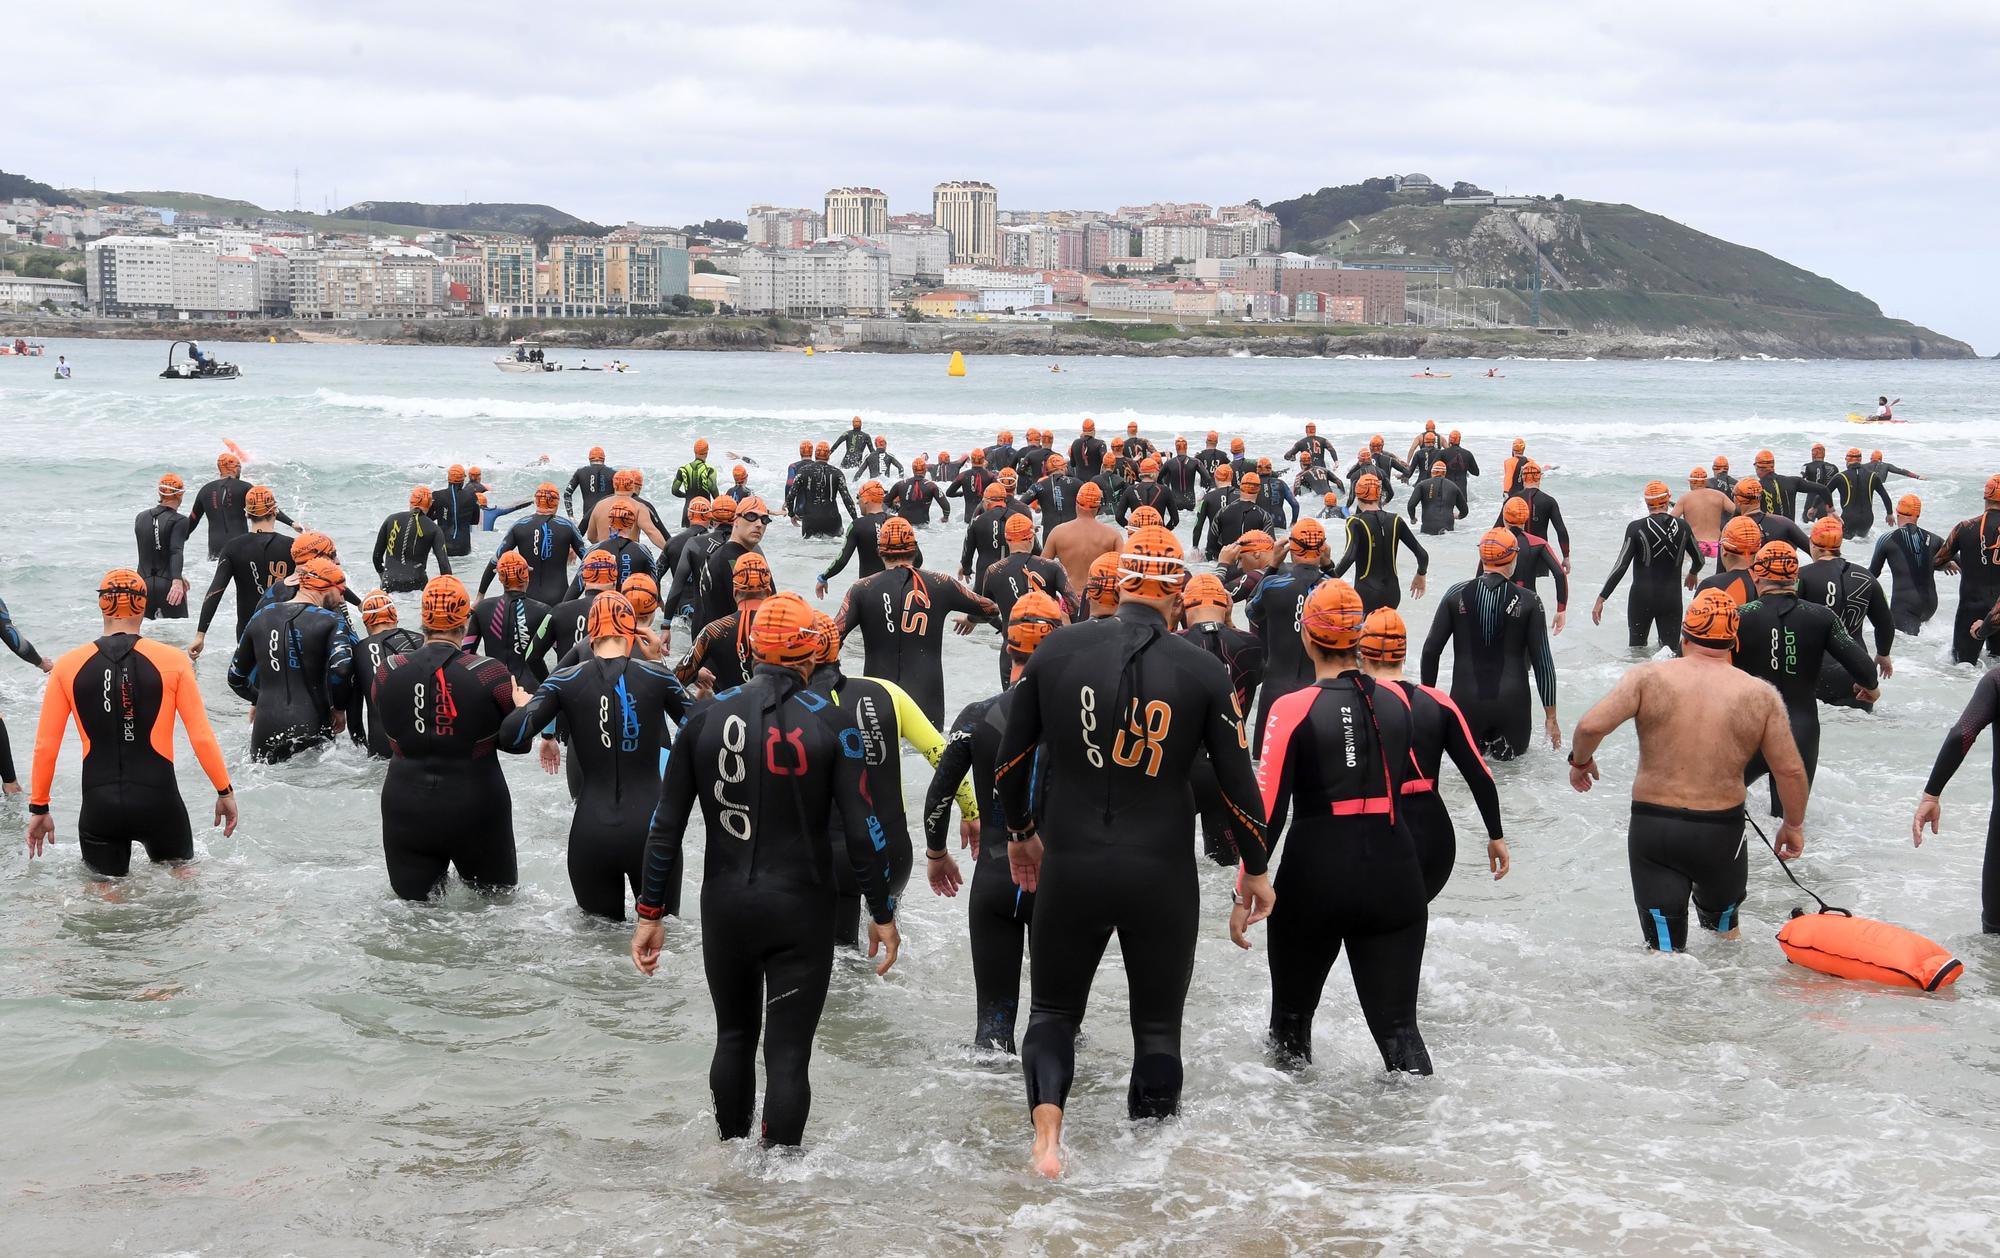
[1485, 367, 1501, 378]
[1567, 589, 1808, 951]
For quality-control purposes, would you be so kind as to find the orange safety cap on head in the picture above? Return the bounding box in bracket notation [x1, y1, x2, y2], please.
[421, 575, 471, 630]
[1353, 473, 1381, 502]
[448, 463, 467, 485]
[734, 495, 769, 518]
[360, 588, 398, 629]
[1752, 540, 1800, 584]
[1140, 456, 1160, 475]
[1845, 447, 1862, 462]
[1006, 589, 1066, 657]
[1082, 418, 1097, 433]
[731, 552, 775, 599]
[1896, 494, 1921, 519]
[750, 592, 824, 666]
[998, 467, 1018, 487]
[97, 568, 148, 618]
[1722, 516, 1764, 555]
[694, 439, 710, 456]
[410, 486, 434, 511]
[1734, 477, 1762, 505]
[911, 455, 928, 472]
[1479, 528, 1520, 569]
[1287, 518, 1327, 556]
[1755, 449, 1775, 468]
[1128, 505, 1162, 530]
[1085, 551, 1122, 610]
[1503, 496, 1531, 527]
[613, 468, 640, 492]
[877, 515, 918, 555]
[1449, 429, 1462, 443]
[607, 500, 638, 529]
[687, 496, 713, 526]
[1870, 449, 1883, 462]
[1300, 580, 1365, 651]
[245, 486, 277, 517]
[969, 447, 986, 466]
[814, 441, 832, 459]
[1236, 529, 1276, 556]
[1690, 466, 1710, 486]
[1512, 438, 1527, 454]
[1643, 480, 1671, 506]
[1206, 429, 1219, 443]
[291, 530, 336, 562]
[810, 611, 842, 665]
[1256, 457, 1273, 473]
[1240, 472, 1263, 492]
[708, 496, 737, 523]
[579, 550, 621, 586]
[1369, 435, 1385, 450]
[1076, 481, 1103, 510]
[1810, 517, 1844, 550]
[1230, 437, 1245, 453]
[1044, 452, 1065, 472]
[1004, 512, 1036, 542]
[589, 446, 606, 461]
[858, 480, 886, 504]
[1520, 461, 1543, 483]
[982, 482, 1008, 506]
[534, 481, 561, 510]
[587, 591, 639, 642]
[1182, 572, 1231, 613]
[1214, 464, 1234, 484]
[799, 440, 813, 456]
[1985, 474, 2000, 502]
[158, 472, 185, 496]
[1175, 436, 1188, 451]
[1110, 438, 1125, 452]
[496, 551, 531, 587]
[218, 452, 241, 474]
[1713, 455, 1730, 470]
[1682, 588, 1740, 650]
[1119, 525, 1187, 598]
[1358, 607, 1408, 662]
[621, 573, 660, 617]
[1323, 491, 1340, 506]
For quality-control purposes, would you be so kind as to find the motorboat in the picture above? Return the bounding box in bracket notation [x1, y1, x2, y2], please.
[160, 340, 240, 380]
[3, 338, 46, 357]
[496, 338, 562, 372]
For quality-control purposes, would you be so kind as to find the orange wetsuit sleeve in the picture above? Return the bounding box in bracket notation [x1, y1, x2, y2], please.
[140, 638, 232, 792]
[30, 647, 86, 808]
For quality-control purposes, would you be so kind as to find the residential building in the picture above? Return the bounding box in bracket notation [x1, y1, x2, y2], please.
[736, 240, 890, 316]
[975, 284, 1054, 312]
[824, 187, 888, 238]
[689, 271, 739, 307]
[998, 222, 1086, 270]
[482, 239, 536, 313]
[943, 263, 1048, 292]
[1116, 202, 1212, 225]
[1085, 281, 1175, 313]
[871, 225, 950, 284]
[744, 205, 822, 248]
[439, 255, 485, 307]
[1268, 267, 1407, 323]
[932, 181, 998, 265]
[547, 236, 608, 309]
[1170, 287, 1222, 318]
[1293, 291, 1366, 322]
[84, 235, 260, 317]
[1083, 222, 1128, 269]
[1217, 205, 1282, 251]
[0, 274, 86, 307]
[1140, 219, 1213, 264]
[606, 239, 691, 309]
[912, 289, 977, 318]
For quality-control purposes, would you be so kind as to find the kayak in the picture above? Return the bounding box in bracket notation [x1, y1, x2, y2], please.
[1411, 372, 1452, 379]
[1846, 413, 1906, 424]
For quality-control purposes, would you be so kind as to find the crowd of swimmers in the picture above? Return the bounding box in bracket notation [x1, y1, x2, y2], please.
[11, 414, 2000, 1177]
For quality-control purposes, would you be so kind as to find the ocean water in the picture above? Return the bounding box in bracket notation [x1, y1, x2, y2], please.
[3, 339, 1999, 1256]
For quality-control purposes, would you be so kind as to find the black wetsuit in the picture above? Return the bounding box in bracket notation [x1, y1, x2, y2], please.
[1936, 509, 2000, 665]
[1696, 567, 1759, 608]
[196, 530, 295, 643]
[1869, 521, 1943, 635]
[1245, 561, 1325, 755]
[227, 600, 355, 762]
[468, 591, 557, 685]
[789, 460, 858, 540]
[482, 512, 588, 606]
[1344, 456, 1405, 508]
[187, 476, 295, 558]
[566, 463, 615, 522]
[820, 514, 897, 585]
[1191, 486, 1236, 559]
[1922, 666, 2000, 931]
[1015, 443, 1052, 483]
[1497, 489, 1569, 567]
[995, 603, 1266, 1119]
[1212, 499, 1274, 552]
[959, 502, 1032, 583]
[1419, 572, 1556, 761]
[1257, 674, 1431, 1073]
[1256, 478, 1299, 528]
[886, 474, 947, 526]
[1379, 680, 1503, 901]
[946, 466, 998, 518]
[547, 590, 605, 665]
[1332, 509, 1429, 613]
[348, 625, 422, 758]
[1799, 557, 1893, 712]
[1020, 474, 1080, 539]
[373, 509, 453, 593]
[562, 535, 654, 599]
[1440, 443, 1479, 503]
[661, 527, 727, 626]
[0, 597, 38, 784]
[1628, 802, 1748, 952]
[1177, 620, 1265, 864]
[1830, 465, 1895, 539]
[1067, 435, 1107, 478]
[635, 665, 896, 1145]
[830, 427, 874, 470]
[983, 443, 1019, 472]
[1757, 472, 1832, 521]
[1194, 445, 1228, 482]
[1294, 464, 1340, 506]
[1283, 433, 1335, 468]
[654, 524, 707, 588]
[1504, 526, 1569, 615]
[372, 642, 519, 899]
[1116, 480, 1180, 530]
[1597, 512, 1704, 652]
[1800, 459, 1839, 520]
[500, 655, 686, 918]
[836, 566, 994, 726]
[1406, 476, 1467, 535]
[428, 482, 482, 557]
[859, 446, 905, 481]
[134, 504, 193, 621]
[1159, 454, 1205, 508]
[1732, 592, 1877, 814]
[976, 552, 1072, 684]
[1747, 511, 1811, 551]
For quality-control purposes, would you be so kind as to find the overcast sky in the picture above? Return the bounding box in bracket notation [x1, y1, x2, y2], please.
[22, 2, 1999, 351]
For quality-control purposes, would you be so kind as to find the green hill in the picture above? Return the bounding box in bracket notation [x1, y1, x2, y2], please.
[56, 187, 589, 239]
[336, 201, 587, 234]
[1, 169, 72, 204]
[1265, 181, 1970, 356]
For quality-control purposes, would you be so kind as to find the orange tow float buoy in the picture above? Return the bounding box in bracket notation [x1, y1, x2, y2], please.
[1777, 910, 1963, 991]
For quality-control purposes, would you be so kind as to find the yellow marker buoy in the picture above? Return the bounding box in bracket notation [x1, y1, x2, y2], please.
[268, 335, 276, 343]
[948, 351, 966, 378]
[804, 346, 814, 357]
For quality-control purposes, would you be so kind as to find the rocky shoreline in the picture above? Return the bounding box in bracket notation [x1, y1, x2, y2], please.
[2, 314, 1977, 360]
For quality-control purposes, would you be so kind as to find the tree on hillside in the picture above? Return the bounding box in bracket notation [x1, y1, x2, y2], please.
[1451, 181, 1492, 197]
[681, 219, 746, 242]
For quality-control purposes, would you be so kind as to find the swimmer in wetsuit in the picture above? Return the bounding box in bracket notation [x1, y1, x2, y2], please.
[1420, 529, 1560, 761]
[1732, 542, 1880, 816]
[1245, 519, 1330, 754]
[829, 415, 874, 470]
[1912, 661, 2000, 933]
[994, 526, 1272, 1179]
[1593, 480, 1704, 654]
[1747, 449, 1831, 521]
[1210, 472, 1274, 554]
[1176, 573, 1265, 865]
[661, 496, 733, 643]
[500, 591, 687, 919]
[428, 464, 483, 558]
[629, 592, 902, 1148]
[1242, 580, 1434, 1073]
[835, 516, 996, 726]
[1732, 477, 1810, 550]
[1933, 475, 2000, 666]
[1569, 590, 1809, 951]
[1496, 496, 1568, 632]
[976, 513, 1074, 684]
[1331, 474, 1429, 613]
[480, 482, 588, 607]
[135, 472, 194, 621]
[959, 482, 1033, 585]
[566, 446, 616, 523]
[1798, 516, 1894, 713]
[348, 590, 423, 759]
[1869, 494, 1943, 635]
[1497, 462, 1570, 572]
[1066, 419, 1107, 479]
[371, 575, 521, 901]
[467, 551, 557, 685]
[227, 558, 356, 763]
[1116, 458, 1181, 530]
[1357, 608, 1507, 900]
[1694, 516, 1765, 608]
[187, 451, 297, 559]
[1439, 430, 1479, 504]
[373, 486, 454, 593]
[1189, 464, 1237, 560]
[1799, 443, 1838, 521]
[788, 444, 859, 540]
[887, 456, 949, 526]
[27, 570, 238, 874]
[1407, 460, 1467, 535]
[190, 485, 297, 662]
[1828, 448, 1895, 540]
[669, 440, 720, 526]
[0, 591, 52, 793]
[677, 553, 773, 695]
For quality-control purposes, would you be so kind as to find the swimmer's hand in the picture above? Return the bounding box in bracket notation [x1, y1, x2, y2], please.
[167, 579, 188, 608]
[329, 711, 347, 735]
[1544, 711, 1563, 750]
[1567, 753, 1599, 793]
[1912, 794, 1941, 847]
[1229, 872, 1276, 949]
[1853, 684, 1881, 704]
[1410, 573, 1427, 599]
[926, 849, 963, 897]
[952, 615, 976, 636]
[1684, 572, 1698, 591]
[1552, 609, 1566, 636]
[1008, 831, 1043, 893]
[631, 920, 665, 975]
[511, 682, 533, 707]
[38, 657, 52, 674]
[867, 919, 900, 977]
[961, 816, 980, 859]
[1590, 597, 1605, 626]
[815, 577, 829, 600]
[214, 792, 238, 838]
[1876, 655, 1894, 681]
[1774, 820, 1805, 861]
[1488, 839, 1511, 880]
[26, 812, 54, 857]
[187, 633, 205, 662]
[538, 737, 562, 776]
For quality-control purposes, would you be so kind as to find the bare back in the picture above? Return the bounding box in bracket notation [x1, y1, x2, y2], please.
[1044, 517, 1123, 588]
[1626, 655, 1795, 810]
[1674, 487, 1731, 544]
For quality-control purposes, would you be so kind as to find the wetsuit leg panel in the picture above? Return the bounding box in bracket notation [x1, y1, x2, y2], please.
[1344, 918, 1433, 1074]
[1983, 805, 2000, 934]
[1114, 862, 1197, 1119]
[1404, 791, 1456, 901]
[1021, 858, 1116, 1112]
[757, 894, 836, 1146]
[449, 769, 518, 891]
[969, 857, 1031, 1052]
[701, 891, 768, 1141]
[0, 715, 13, 785]
[1628, 812, 1693, 952]
[566, 817, 639, 920]
[1265, 876, 1342, 1065]
[1629, 804, 1747, 948]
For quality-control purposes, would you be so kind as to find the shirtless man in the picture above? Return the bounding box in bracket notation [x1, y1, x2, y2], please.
[584, 470, 669, 548]
[1041, 481, 1122, 590]
[1673, 466, 1734, 559]
[1566, 589, 1809, 952]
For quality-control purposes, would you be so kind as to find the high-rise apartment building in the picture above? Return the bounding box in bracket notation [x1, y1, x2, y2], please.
[824, 187, 888, 239]
[745, 205, 823, 248]
[932, 181, 998, 265]
[736, 241, 890, 316]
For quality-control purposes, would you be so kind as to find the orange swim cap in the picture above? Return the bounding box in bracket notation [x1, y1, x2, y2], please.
[811, 611, 841, 665]
[612, 468, 639, 492]
[604, 500, 637, 531]
[911, 455, 928, 472]
[496, 551, 531, 587]
[1085, 551, 1122, 611]
[1005, 512, 1036, 542]
[1006, 589, 1066, 657]
[731, 552, 774, 599]
[969, 447, 987, 466]
[1751, 540, 1800, 585]
[1479, 528, 1520, 569]
[1754, 450, 1775, 469]
[294, 557, 345, 593]
[218, 452, 241, 475]
[1323, 492, 1339, 506]
[1353, 473, 1381, 502]
[708, 496, 736, 524]
[1520, 462, 1543, 483]
[534, 482, 561, 511]
[751, 591, 824, 667]
[1256, 457, 1273, 473]
[1985, 474, 2000, 502]
[245, 486, 277, 517]
[1082, 418, 1096, 433]
[874, 437, 888, 450]
[878, 515, 918, 555]
[1076, 482, 1104, 510]
[1205, 429, 1219, 443]
[621, 573, 660, 617]
[1449, 429, 1461, 442]
[1110, 438, 1125, 452]
[1713, 455, 1730, 470]
[858, 480, 886, 504]
[1287, 518, 1327, 556]
[1181, 572, 1231, 614]
[579, 550, 620, 587]
[421, 575, 471, 630]
[1140, 456, 1160, 475]
[291, 531, 336, 563]
[158, 472, 185, 496]
[97, 568, 148, 618]
[587, 591, 638, 642]
[1643, 480, 1671, 506]
[982, 482, 1008, 507]
[1845, 447, 1862, 463]
[815, 441, 832, 460]
[851, 416, 863, 428]
[1300, 580, 1365, 651]
[1722, 516, 1764, 556]
[1236, 529, 1275, 557]
[1811, 442, 1825, 457]
[1175, 436, 1188, 451]
[1503, 497, 1530, 527]
[735, 495, 769, 518]
[799, 440, 813, 456]
[1213, 465, 1233, 484]
[410, 486, 434, 511]
[360, 588, 397, 630]
[1734, 477, 1762, 505]
[1431, 460, 1447, 476]
[1425, 419, 1437, 432]
[1358, 607, 1408, 663]
[448, 463, 467, 485]
[1870, 449, 1883, 462]
[1897, 494, 1922, 519]
[693, 439, 710, 456]
[1119, 525, 1188, 598]
[1240, 472, 1263, 492]
[1128, 506, 1162, 531]
[687, 496, 713, 526]
[1810, 517, 1844, 550]
[1689, 466, 1709, 486]
[1682, 588, 1740, 650]
[998, 467, 1019, 488]
[589, 445, 606, 461]
[1044, 452, 1065, 472]
[1369, 435, 1385, 451]
[1230, 437, 1245, 453]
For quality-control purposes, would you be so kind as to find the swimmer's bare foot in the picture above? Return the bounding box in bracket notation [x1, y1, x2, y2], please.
[1718, 927, 1741, 941]
[2, 780, 20, 796]
[1030, 1103, 1065, 1179]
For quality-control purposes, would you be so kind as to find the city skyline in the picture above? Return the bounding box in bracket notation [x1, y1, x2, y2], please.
[14, 2, 1998, 349]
